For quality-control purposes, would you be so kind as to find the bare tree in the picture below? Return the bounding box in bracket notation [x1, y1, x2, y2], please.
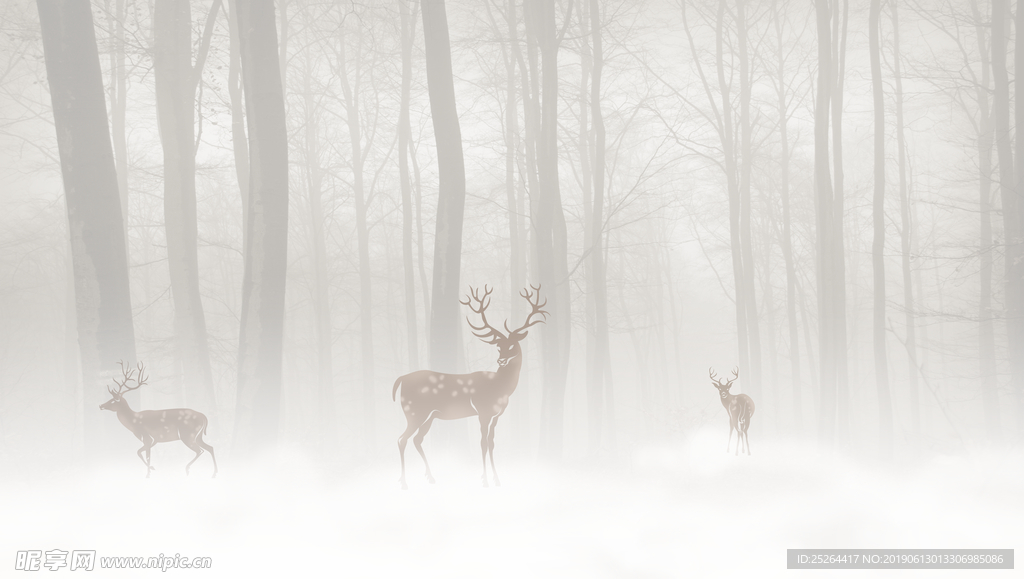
[233, 0, 289, 456]
[38, 0, 137, 453]
[153, 0, 220, 412]
[869, 0, 893, 457]
[400, 0, 421, 370]
[422, 0, 468, 374]
[813, 0, 838, 446]
[526, 0, 572, 460]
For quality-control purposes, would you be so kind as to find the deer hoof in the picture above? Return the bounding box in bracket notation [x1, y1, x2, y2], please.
[426, 475, 435, 484]
[401, 482, 408, 491]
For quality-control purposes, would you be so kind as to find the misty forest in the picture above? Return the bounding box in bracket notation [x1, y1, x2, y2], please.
[2, 0, 1022, 576]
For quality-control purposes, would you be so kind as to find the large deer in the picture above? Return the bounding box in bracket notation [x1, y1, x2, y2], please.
[710, 367, 754, 456]
[393, 285, 547, 489]
[99, 361, 218, 478]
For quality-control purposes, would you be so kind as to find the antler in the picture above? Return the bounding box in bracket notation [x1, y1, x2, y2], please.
[110, 360, 146, 396]
[509, 285, 548, 339]
[726, 367, 739, 388]
[460, 285, 508, 344]
[710, 366, 738, 388]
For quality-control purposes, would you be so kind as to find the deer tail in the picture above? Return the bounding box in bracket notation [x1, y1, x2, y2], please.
[392, 376, 403, 401]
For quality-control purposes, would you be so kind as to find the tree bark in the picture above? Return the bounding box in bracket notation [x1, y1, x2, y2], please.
[831, 0, 849, 443]
[736, 0, 762, 409]
[992, 0, 1017, 443]
[154, 0, 218, 412]
[421, 0, 467, 374]
[233, 0, 289, 457]
[970, 0, 999, 439]
[227, 0, 250, 250]
[527, 0, 571, 460]
[813, 0, 837, 446]
[771, 0, 801, 432]
[299, 5, 333, 450]
[38, 0, 138, 455]
[891, 0, 919, 440]
[338, 17, 376, 446]
[869, 0, 893, 457]
[105, 0, 129, 253]
[1013, 0, 1024, 432]
[400, 0, 420, 370]
[587, 0, 610, 454]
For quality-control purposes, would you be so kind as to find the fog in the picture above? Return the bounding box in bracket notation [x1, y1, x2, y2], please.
[1, 0, 1022, 576]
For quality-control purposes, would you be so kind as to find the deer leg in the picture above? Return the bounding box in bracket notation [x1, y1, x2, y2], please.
[397, 418, 422, 490]
[726, 420, 735, 453]
[486, 414, 500, 487]
[479, 415, 492, 488]
[412, 414, 437, 484]
[193, 432, 218, 478]
[183, 441, 203, 476]
[137, 437, 155, 478]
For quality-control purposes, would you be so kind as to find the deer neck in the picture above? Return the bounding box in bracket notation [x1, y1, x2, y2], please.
[496, 353, 524, 393]
[114, 402, 139, 430]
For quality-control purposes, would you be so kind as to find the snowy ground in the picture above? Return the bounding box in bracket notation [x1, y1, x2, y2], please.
[4, 429, 1021, 578]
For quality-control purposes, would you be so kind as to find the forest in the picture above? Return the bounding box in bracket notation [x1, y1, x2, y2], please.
[1, 0, 1021, 576]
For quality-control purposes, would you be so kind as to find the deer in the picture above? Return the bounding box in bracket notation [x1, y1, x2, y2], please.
[392, 284, 547, 489]
[99, 361, 218, 478]
[710, 367, 754, 456]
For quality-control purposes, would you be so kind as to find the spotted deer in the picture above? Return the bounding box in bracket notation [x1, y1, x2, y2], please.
[393, 285, 547, 489]
[100, 361, 218, 477]
[710, 367, 755, 456]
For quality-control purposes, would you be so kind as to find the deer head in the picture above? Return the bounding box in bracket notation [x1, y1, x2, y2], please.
[460, 285, 548, 367]
[99, 361, 147, 412]
[709, 367, 739, 399]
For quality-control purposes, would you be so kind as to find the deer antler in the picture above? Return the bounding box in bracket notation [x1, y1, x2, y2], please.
[460, 285, 508, 344]
[110, 360, 146, 396]
[509, 285, 548, 339]
[725, 367, 739, 388]
[110, 360, 135, 395]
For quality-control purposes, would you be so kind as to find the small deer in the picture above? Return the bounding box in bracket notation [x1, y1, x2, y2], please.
[100, 361, 218, 478]
[393, 285, 547, 489]
[710, 367, 754, 456]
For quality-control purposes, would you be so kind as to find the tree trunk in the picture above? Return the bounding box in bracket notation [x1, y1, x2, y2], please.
[227, 0, 250, 250]
[300, 6, 333, 450]
[869, 0, 893, 457]
[992, 0, 1017, 443]
[771, 0, 801, 432]
[527, 0, 571, 460]
[105, 0, 129, 253]
[736, 0, 762, 410]
[891, 0, 919, 440]
[421, 0, 467, 374]
[154, 0, 218, 413]
[587, 0, 610, 454]
[1013, 0, 1024, 433]
[970, 0, 999, 440]
[400, 0, 420, 370]
[831, 0, 850, 443]
[338, 19, 375, 448]
[233, 0, 289, 457]
[38, 0, 138, 456]
[813, 0, 837, 446]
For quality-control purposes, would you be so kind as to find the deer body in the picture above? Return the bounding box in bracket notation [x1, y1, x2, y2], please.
[393, 361, 522, 422]
[710, 367, 755, 456]
[100, 362, 218, 478]
[394, 285, 545, 489]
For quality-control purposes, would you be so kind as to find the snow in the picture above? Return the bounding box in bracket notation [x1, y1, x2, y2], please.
[4, 430, 1021, 578]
